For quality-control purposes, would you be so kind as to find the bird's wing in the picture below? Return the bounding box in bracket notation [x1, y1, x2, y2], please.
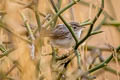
[50, 24, 70, 39]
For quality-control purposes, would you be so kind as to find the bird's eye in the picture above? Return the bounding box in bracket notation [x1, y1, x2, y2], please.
[73, 27, 77, 29]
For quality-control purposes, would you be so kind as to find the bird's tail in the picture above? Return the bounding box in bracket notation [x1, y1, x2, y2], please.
[40, 27, 52, 37]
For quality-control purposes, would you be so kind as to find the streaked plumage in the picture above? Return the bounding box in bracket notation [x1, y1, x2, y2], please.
[42, 22, 84, 48]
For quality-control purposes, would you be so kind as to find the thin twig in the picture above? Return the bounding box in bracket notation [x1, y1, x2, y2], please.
[75, 0, 104, 49]
[0, 48, 15, 58]
[87, 45, 111, 52]
[50, 0, 79, 44]
[0, 21, 31, 44]
[79, 21, 92, 27]
[90, 31, 103, 36]
[0, 44, 6, 52]
[87, 46, 120, 74]
[51, 0, 62, 28]
[104, 66, 120, 76]
[43, 0, 81, 29]
[103, 20, 120, 26]
[5, 65, 16, 76]
[33, 14, 51, 35]
[74, 50, 81, 68]
[50, 0, 81, 68]
[21, 13, 35, 40]
[79, 0, 114, 20]
[34, 1, 41, 34]
[93, 16, 107, 31]
[21, 12, 35, 59]
[69, 0, 75, 21]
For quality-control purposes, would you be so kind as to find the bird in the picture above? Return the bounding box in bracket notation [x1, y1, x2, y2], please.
[41, 22, 84, 48]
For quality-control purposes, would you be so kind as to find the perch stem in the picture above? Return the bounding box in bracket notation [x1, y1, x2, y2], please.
[75, 0, 104, 49]
[88, 46, 120, 73]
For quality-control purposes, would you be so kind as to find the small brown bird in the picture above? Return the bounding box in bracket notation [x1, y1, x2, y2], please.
[41, 22, 84, 48]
